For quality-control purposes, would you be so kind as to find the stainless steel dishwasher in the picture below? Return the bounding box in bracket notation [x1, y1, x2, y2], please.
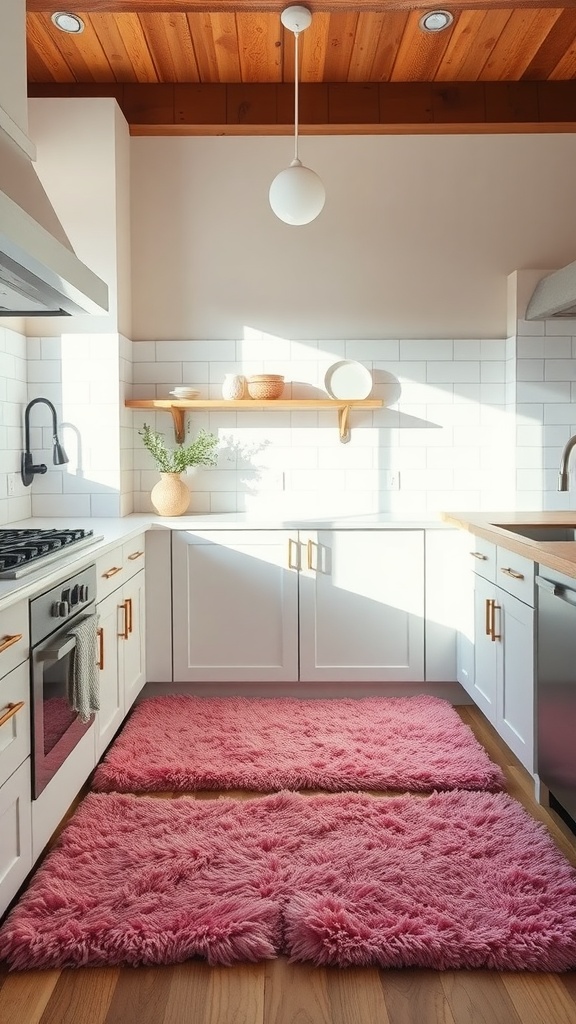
[535, 567, 576, 827]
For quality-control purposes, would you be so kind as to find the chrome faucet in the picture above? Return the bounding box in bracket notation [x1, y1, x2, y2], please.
[21, 398, 69, 487]
[558, 433, 576, 491]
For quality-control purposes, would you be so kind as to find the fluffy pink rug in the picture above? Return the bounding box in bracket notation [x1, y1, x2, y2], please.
[2, 790, 575, 971]
[91, 695, 505, 793]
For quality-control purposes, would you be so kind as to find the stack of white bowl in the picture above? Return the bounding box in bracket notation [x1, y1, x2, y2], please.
[169, 386, 200, 399]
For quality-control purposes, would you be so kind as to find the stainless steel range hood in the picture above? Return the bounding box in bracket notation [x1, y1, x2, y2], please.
[525, 261, 576, 321]
[0, 135, 109, 317]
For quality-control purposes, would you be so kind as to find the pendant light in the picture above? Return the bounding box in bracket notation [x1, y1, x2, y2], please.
[269, 5, 325, 226]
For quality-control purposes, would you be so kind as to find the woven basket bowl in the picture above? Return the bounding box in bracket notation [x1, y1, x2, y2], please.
[247, 375, 285, 400]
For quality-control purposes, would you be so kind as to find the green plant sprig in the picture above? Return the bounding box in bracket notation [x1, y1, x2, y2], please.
[139, 423, 219, 473]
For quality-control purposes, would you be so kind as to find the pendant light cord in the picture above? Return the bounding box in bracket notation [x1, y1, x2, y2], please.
[293, 28, 300, 164]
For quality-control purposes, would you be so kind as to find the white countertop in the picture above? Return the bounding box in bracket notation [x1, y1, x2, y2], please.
[0, 512, 449, 612]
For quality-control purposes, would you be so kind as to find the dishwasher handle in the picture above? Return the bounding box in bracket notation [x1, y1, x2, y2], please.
[536, 575, 576, 605]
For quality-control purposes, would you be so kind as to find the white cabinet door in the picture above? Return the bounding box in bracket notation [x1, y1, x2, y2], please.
[472, 574, 498, 724]
[0, 758, 32, 916]
[95, 568, 146, 755]
[172, 531, 299, 683]
[123, 570, 146, 711]
[299, 530, 425, 682]
[497, 591, 534, 772]
[95, 591, 123, 758]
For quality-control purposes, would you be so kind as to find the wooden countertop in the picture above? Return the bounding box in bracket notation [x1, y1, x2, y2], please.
[441, 510, 576, 579]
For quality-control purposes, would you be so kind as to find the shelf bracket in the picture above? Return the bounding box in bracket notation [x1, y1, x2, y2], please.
[169, 406, 186, 444]
[338, 405, 351, 444]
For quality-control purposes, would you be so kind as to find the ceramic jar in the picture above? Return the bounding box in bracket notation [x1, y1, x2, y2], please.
[222, 373, 246, 400]
[151, 473, 190, 516]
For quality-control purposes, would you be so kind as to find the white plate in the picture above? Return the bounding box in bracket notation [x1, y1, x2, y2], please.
[324, 361, 373, 400]
[169, 389, 199, 399]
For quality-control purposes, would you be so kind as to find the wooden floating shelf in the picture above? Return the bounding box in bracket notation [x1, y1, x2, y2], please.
[125, 398, 383, 444]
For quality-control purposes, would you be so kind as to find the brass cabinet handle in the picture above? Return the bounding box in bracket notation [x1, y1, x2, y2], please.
[485, 598, 492, 637]
[97, 627, 104, 670]
[119, 601, 129, 640]
[487, 598, 501, 642]
[307, 539, 319, 572]
[0, 701, 25, 728]
[500, 567, 525, 581]
[0, 633, 23, 655]
[126, 597, 133, 634]
[103, 566, 122, 580]
[128, 550, 144, 561]
[287, 537, 299, 570]
[471, 551, 487, 560]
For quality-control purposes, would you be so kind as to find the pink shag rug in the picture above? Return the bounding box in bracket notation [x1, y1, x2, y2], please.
[91, 695, 505, 793]
[1, 789, 575, 972]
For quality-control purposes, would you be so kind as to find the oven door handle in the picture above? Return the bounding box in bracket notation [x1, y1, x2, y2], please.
[36, 636, 76, 661]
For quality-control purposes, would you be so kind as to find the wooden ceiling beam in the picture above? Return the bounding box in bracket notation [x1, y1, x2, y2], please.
[25, 0, 576, 11]
[28, 81, 576, 133]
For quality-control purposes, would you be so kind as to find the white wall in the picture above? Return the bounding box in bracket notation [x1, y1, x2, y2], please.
[130, 134, 576, 342]
[0, 326, 31, 526]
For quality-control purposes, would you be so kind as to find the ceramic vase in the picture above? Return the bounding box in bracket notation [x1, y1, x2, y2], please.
[222, 373, 246, 400]
[151, 472, 190, 516]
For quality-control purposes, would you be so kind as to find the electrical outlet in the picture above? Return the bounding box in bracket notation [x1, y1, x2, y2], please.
[385, 471, 400, 491]
[7, 473, 16, 496]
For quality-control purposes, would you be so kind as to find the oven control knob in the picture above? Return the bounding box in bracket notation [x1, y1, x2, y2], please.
[51, 600, 69, 617]
[79, 585, 89, 602]
[70, 585, 79, 606]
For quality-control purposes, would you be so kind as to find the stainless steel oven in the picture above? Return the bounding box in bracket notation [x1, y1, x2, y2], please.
[30, 564, 96, 798]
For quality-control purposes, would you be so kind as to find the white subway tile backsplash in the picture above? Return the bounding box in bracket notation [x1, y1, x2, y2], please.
[517, 359, 544, 381]
[544, 360, 576, 380]
[427, 362, 480, 384]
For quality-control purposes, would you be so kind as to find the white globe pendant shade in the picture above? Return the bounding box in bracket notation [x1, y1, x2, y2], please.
[269, 158, 326, 226]
[270, 7, 325, 225]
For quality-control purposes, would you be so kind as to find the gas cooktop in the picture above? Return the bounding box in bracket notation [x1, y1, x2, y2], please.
[0, 528, 103, 580]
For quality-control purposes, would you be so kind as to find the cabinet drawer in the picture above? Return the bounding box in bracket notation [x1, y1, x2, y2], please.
[122, 535, 146, 582]
[0, 757, 32, 917]
[96, 544, 125, 601]
[0, 662, 31, 787]
[0, 601, 29, 681]
[496, 548, 535, 606]
[467, 536, 496, 583]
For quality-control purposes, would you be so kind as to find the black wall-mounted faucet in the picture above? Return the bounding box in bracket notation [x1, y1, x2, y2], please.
[21, 398, 69, 487]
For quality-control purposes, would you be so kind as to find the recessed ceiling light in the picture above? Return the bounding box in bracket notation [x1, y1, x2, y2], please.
[419, 10, 454, 32]
[51, 11, 85, 33]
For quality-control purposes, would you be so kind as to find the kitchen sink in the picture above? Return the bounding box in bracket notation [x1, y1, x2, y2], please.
[494, 525, 576, 542]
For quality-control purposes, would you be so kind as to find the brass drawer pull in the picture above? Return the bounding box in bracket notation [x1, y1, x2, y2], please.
[128, 551, 144, 561]
[500, 567, 525, 581]
[126, 597, 133, 634]
[102, 566, 122, 580]
[470, 551, 487, 560]
[97, 627, 104, 670]
[487, 598, 501, 642]
[0, 701, 25, 728]
[0, 633, 23, 655]
[485, 598, 491, 637]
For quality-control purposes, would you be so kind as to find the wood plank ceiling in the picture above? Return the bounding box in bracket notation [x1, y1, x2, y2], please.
[25, 1, 576, 134]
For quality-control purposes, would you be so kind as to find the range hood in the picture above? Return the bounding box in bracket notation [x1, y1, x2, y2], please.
[525, 261, 576, 321]
[0, 133, 109, 317]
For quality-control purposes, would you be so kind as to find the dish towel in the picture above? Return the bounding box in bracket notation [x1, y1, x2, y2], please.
[66, 614, 100, 723]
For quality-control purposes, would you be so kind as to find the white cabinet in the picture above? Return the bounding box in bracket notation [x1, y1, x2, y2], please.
[0, 600, 32, 916]
[298, 530, 424, 682]
[172, 531, 299, 683]
[172, 529, 425, 684]
[95, 536, 146, 757]
[461, 539, 535, 773]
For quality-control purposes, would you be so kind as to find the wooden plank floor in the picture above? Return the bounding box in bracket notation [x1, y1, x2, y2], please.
[1, 706, 576, 1024]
